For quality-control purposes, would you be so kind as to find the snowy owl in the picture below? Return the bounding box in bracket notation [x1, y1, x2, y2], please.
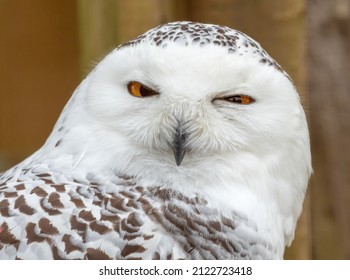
[0, 21, 311, 260]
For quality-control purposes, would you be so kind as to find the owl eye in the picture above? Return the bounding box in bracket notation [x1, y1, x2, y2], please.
[127, 81, 159, 98]
[214, 95, 255, 105]
[225, 95, 255, 104]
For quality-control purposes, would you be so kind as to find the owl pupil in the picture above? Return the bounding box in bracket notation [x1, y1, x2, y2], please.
[232, 96, 242, 103]
[225, 95, 243, 103]
[140, 85, 155, 97]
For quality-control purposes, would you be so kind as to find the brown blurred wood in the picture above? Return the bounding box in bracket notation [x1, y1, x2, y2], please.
[77, 0, 120, 76]
[187, 0, 237, 26]
[77, 0, 173, 76]
[116, 0, 163, 42]
[163, 0, 189, 20]
[308, 0, 350, 259]
[0, 0, 80, 171]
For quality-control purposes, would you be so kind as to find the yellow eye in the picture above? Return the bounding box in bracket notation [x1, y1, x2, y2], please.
[127, 81, 159, 98]
[218, 95, 255, 105]
[237, 95, 254, 104]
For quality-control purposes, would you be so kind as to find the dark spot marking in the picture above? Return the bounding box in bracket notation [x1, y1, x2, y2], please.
[119, 191, 135, 199]
[121, 218, 139, 234]
[135, 186, 144, 193]
[222, 216, 236, 230]
[38, 218, 59, 235]
[52, 245, 65, 260]
[100, 213, 120, 223]
[126, 212, 143, 227]
[36, 173, 51, 178]
[51, 184, 66, 193]
[4, 191, 18, 198]
[15, 183, 25, 191]
[143, 234, 154, 240]
[14, 195, 35, 215]
[55, 139, 62, 147]
[70, 215, 87, 232]
[120, 244, 146, 257]
[126, 199, 138, 209]
[208, 221, 222, 232]
[26, 222, 45, 244]
[78, 210, 95, 222]
[0, 199, 10, 217]
[48, 192, 64, 208]
[124, 233, 142, 241]
[0, 222, 20, 249]
[40, 198, 62, 215]
[163, 206, 186, 231]
[137, 197, 153, 214]
[89, 221, 111, 235]
[109, 197, 127, 211]
[30, 186, 48, 197]
[68, 193, 86, 208]
[62, 234, 83, 254]
[86, 248, 112, 260]
[42, 177, 54, 185]
[153, 252, 160, 260]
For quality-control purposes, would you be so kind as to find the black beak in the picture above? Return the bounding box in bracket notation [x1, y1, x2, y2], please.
[172, 122, 187, 166]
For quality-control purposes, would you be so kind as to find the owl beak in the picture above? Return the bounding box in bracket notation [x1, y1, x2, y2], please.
[172, 122, 187, 166]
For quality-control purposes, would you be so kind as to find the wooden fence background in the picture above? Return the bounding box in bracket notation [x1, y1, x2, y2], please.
[0, 0, 349, 259]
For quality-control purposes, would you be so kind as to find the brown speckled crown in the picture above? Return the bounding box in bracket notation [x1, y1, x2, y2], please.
[119, 21, 285, 74]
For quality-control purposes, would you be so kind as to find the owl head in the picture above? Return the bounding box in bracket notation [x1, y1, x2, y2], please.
[45, 22, 311, 247]
[75, 22, 308, 167]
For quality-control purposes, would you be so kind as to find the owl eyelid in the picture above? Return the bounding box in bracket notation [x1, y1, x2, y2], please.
[213, 94, 255, 105]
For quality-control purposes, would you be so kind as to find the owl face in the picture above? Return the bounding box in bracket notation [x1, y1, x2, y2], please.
[84, 43, 303, 167]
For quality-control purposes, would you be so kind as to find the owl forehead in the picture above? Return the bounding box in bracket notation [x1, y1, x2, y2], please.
[118, 21, 284, 74]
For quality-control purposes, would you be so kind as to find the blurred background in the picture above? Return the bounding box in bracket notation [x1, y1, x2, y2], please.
[0, 0, 349, 259]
